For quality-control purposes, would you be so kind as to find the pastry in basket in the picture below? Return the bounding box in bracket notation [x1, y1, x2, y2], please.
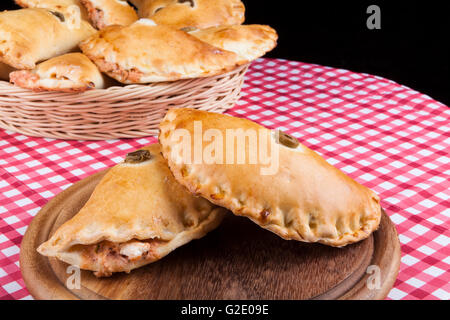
[37, 143, 226, 277]
[158, 108, 382, 247]
[189, 24, 278, 61]
[80, 0, 138, 29]
[0, 8, 96, 69]
[10, 53, 106, 92]
[79, 19, 245, 83]
[130, 0, 245, 29]
[14, 0, 89, 19]
[0, 62, 15, 81]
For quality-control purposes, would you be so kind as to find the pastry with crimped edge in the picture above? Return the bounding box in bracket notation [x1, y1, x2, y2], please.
[158, 108, 382, 247]
[0, 8, 95, 69]
[130, 0, 245, 29]
[79, 19, 245, 83]
[38, 143, 227, 277]
[10, 53, 106, 92]
[189, 24, 278, 61]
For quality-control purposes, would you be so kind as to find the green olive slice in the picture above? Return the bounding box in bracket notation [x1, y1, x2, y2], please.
[50, 11, 65, 22]
[276, 130, 299, 148]
[178, 0, 195, 7]
[180, 26, 198, 32]
[124, 149, 152, 164]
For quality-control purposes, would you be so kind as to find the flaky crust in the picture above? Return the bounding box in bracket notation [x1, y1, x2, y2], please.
[0, 8, 96, 69]
[190, 24, 278, 61]
[79, 20, 245, 83]
[132, 0, 245, 29]
[38, 143, 226, 276]
[80, 0, 138, 29]
[9, 53, 105, 92]
[159, 109, 382, 247]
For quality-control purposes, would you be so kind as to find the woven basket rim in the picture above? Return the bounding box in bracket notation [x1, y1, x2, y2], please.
[0, 63, 249, 140]
[0, 63, 250, 96]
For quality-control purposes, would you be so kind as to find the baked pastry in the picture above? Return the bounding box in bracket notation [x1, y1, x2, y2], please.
[80, 0, 138, 29]
[80, 19, 244, 83]
[0, 62, 15, 81]
[37, 143, 226, 277]
[10, 53, 105, 92]
[158, 109, 382, 247]
[14, 0, 89, 19]
[130, 0, 245, 29]
[189, 24, 278, 61]
[0, 8, 96, 69]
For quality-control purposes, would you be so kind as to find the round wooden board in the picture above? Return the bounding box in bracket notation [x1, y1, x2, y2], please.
[20, 169, 401, 300]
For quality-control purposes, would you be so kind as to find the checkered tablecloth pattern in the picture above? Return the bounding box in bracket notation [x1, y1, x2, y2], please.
[0, 58, 448, 300]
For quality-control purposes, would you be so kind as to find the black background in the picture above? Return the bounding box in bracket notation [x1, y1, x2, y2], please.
[2, 0, 449, 105]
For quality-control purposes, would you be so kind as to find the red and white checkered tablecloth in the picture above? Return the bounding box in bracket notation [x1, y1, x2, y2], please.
[0, 58, 448, 300]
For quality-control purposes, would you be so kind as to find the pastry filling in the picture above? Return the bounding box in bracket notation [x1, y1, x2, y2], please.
[9, 70, 92, 91]
[79, 239, 163, 277]
[83, 0, 106, 30]
[89, 55, 144, 83]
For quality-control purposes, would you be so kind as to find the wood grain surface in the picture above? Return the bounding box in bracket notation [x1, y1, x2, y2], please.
[20, 169, 401, 300]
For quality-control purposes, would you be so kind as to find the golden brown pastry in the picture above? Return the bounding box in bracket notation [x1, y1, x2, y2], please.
[158, 109, 382, 247]
[130, 0, 245, 29]
[38, 144, 226, 277]
[10, 53, 105, 92]
[79, 19, 245, 83]
[0, 62, 15, 81]
[0, 8, 96, 69]
[189, 24, 278, 61]
[14, 0, 89, 19]
[80, 0, 138, 29]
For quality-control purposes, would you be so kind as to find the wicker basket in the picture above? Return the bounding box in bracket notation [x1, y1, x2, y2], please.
[0, 64, 249, 140]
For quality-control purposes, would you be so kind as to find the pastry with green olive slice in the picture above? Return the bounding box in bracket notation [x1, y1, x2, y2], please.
[129, 0, 245, 30]
[38, 143, 226, 277]
[0, 8, 95, 69]
[158, 108, 382, 247]
[14, 0, 89, 19]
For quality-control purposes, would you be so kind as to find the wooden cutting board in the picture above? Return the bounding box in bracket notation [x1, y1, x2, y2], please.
[20, 169, 400, 300]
